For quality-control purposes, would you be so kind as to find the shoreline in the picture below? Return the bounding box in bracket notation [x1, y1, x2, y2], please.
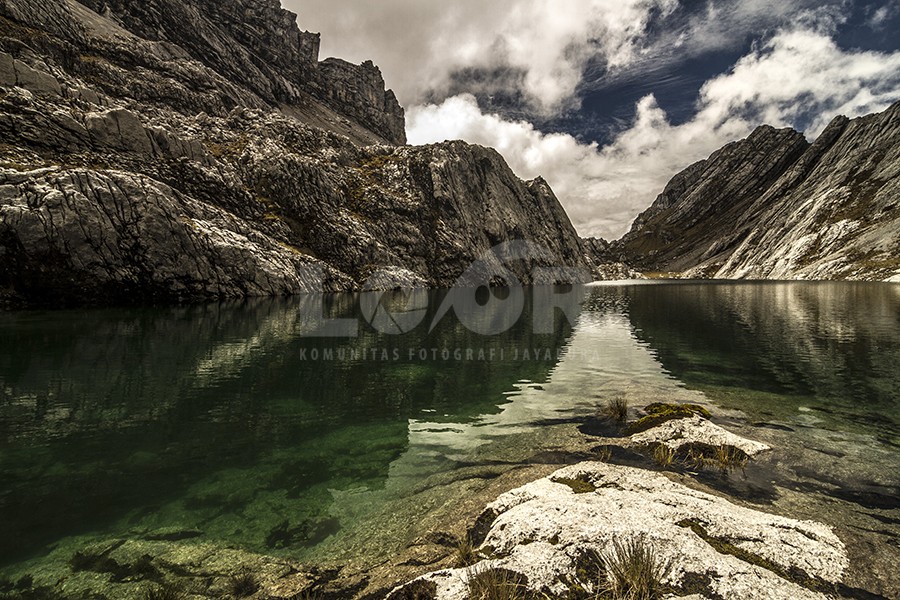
[2, 401, 896, 599]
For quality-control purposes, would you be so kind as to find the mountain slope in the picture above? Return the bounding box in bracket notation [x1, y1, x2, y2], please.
[0, 0, 590, 307]
[616, 103, 900, 282]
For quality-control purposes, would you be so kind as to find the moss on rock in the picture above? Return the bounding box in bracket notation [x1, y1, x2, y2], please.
[626, 403, 711, 435]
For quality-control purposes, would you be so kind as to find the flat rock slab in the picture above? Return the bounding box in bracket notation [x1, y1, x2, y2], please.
[629, 415, 772, 457]
[398, 461, 848, 600]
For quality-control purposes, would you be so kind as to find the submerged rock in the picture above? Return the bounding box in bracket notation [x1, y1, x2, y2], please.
[2, 535, 338, 599]
[395, 461, 849, 599]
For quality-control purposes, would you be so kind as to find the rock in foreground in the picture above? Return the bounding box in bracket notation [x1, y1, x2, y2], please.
[395, 461, 849, 599]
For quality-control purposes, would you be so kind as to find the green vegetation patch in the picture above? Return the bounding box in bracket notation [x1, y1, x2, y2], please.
[551, 476, 597, 494]
[626, 403, 710, 434]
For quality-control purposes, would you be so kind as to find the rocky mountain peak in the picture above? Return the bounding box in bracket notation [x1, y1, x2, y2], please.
[616, 102, 900, 281]
[1, 0, 405, 144]
[616, 123, 810, 272]
[0, 0, 591, 307]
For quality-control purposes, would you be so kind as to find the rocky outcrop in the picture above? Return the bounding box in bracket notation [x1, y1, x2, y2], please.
[617, 103, 900, 281]
[395, 461, 849, 599]
[0, 167, 353, 304]
[628, 415, 771, 458]
[0, 0, 591, 307]
[68, 0, 405, 144]
[388, 407, 870, 600]
[581, 237, 643, 280]
[317, 58, 407, 147]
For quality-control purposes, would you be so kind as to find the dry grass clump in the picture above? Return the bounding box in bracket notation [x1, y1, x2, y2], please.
[455, 535, 480, 568]
[651, 444, 675, 469]
[684, 444, 749, 474]
[603, 397, 629, 424]
[467, 567, 530, 600]
[600, 535, 673, 600]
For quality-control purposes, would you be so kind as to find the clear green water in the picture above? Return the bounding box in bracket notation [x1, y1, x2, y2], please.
[0, 283, 898, 576]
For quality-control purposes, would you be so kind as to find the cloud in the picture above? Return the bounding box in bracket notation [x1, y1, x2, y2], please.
[286, 0, 679, 111]
[866, 3, 899, 28]
[409, 26, 900, 240]
[699, 27, 900, 135]
[287, 0, 834, 114]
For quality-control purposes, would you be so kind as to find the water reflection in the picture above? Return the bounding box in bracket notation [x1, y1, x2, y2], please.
[622, 282, 900, 443]
[1, 282, 898, 573]
[0, 289, 578, 565]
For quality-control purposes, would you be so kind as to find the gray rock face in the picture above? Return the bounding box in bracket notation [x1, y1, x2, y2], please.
[617, 103, 900, 281]
[1, 0, 403, 144]
[0, 167, 352, 304]
[0, 0, 589, 306]
[317, 58, 407, 146]
[581, 236, 643, 280]
[71, 0, 406, 144]
[618, 125, 809, 273]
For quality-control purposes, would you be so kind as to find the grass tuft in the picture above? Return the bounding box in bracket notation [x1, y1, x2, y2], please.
[467, 567, 530, 600]
[603, 397, 629, 424]
[651, 444, 675, 469]
[683, 444, 749, 474]
[600, 535, 673, 600]
[455, 535, 480, 568]
[229, 571, 259, 597]
[713, 444, 749, 473]
[594, 445, 614, 462]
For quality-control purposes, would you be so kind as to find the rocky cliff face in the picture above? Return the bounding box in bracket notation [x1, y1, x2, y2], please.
[0, 0, 590, 307]
[617, 103, 900, 282]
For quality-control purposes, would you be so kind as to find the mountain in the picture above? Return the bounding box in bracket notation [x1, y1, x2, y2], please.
[0, 0, 590, 308]
[615, 102, 900, 282]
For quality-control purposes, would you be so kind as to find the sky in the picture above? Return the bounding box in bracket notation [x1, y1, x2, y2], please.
[284, 0, 900, 240]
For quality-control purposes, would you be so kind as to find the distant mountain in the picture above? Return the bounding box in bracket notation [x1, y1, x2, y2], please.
[613, 102, 900, 282]
[0, 0, 591, 308]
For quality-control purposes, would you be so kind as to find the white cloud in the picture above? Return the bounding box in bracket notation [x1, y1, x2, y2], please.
[410, 27, 900, 240]
[866, 3, 899, 28]
[286, 0, 678, 111]
[699, 28, 900, 135]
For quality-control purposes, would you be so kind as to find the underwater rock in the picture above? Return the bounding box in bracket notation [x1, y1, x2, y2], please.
[4, 536, 327, 599]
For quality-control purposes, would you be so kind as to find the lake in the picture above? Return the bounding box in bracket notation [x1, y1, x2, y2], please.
[1, 282, 898, 593]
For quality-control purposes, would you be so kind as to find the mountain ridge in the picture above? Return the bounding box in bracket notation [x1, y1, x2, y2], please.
[610, 102, 900, 282]
[0, 0, 594, 308]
